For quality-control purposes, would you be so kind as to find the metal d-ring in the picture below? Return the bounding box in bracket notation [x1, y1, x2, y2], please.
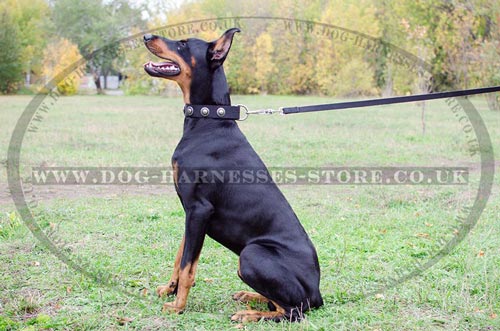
[236, 104, 249, 121]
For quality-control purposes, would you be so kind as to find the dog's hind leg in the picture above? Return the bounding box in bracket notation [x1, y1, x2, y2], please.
[232, 244, 311, 322]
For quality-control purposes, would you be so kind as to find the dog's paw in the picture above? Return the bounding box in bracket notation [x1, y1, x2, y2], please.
[232, 291, 268, 303]
[231, 310, 262, 323]
[162, 301, 184, 314]
[231, 310, 284, 323]
[156, 281, 177, 297]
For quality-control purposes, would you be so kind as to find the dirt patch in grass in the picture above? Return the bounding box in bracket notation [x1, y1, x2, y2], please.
[0, 184, 171, 207]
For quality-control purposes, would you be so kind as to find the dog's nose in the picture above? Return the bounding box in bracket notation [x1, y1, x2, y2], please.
[143, 34, 154, 42]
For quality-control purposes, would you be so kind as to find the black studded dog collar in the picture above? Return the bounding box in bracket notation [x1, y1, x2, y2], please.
[183, 104, 242, 120]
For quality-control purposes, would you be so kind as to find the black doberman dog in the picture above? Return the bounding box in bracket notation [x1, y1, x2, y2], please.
[143, 28, 323, 322]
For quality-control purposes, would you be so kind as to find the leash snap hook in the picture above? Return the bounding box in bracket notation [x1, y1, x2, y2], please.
[237, 104, 283, 121]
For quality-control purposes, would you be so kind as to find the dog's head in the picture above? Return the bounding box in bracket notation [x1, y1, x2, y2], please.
[143, 28, 240, 104]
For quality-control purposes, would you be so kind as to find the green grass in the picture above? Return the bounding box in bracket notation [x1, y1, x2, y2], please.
[1, 95, 499, 330]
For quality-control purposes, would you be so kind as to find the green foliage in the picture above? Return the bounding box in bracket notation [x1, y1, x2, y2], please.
[51, 0, 144, 93]
[252, 32, 275, 93]
[225, 37, 257, 94]
[1, 0, 500, 96]
[42, 38, 83, 95]
[315, 0, 380, 96]
[0, 315, 18, 330]
[0, 6, 23, 94]
[0, 0, 49, 94]
[6, 0, 49, 76]
[154, 0, 500, 96]
[336, 58, 377, 96]
[0, 212, 22, 239]
[401, 0, 498, 91]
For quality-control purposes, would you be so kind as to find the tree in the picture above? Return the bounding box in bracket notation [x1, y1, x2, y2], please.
[252, 32, 275, 93]
[479, 39, 500, 111]
[404, 1, 481, 91]
[51, 0, 144, 93]
[137, 0, 500, 98]
[471, 0, 500, 110]
[0, 6, 23, 94]
[5, 0, 49, 87]
[42, 38, 84, 95]
[315, 0, 380, 97]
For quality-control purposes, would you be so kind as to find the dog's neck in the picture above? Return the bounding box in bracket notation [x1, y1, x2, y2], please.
[182, 67, 236, 134]
[189, 67, 231, 106]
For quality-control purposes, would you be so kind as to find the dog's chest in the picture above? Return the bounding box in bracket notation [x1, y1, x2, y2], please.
[171, 133, 224, 169]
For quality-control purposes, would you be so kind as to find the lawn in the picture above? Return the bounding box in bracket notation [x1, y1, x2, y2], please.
[0, 94, 499, 330]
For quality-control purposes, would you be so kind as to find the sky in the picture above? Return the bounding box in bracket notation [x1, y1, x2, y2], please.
[128, 0, 189, 20]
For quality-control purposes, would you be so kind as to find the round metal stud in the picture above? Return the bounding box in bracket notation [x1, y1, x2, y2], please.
[185, 106, 194, 116]
[201, 107, 210, 117]
[217, 107, 226, 117]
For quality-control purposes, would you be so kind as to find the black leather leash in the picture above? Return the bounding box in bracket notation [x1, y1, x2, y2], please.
[185, 85, 500, 120]
[281, 85, 500, 115]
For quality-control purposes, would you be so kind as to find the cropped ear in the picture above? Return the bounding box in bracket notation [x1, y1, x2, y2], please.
[207, 28, 240, 69]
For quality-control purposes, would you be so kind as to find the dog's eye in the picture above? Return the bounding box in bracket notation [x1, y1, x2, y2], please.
[178, 40, 188, 49]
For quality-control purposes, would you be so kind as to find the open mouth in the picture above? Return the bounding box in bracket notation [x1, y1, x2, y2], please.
[143, 60, 181, 77]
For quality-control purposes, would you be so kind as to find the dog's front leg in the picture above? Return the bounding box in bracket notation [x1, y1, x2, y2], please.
[157, 235, 185, 297]
[162, 198, 213, 314]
